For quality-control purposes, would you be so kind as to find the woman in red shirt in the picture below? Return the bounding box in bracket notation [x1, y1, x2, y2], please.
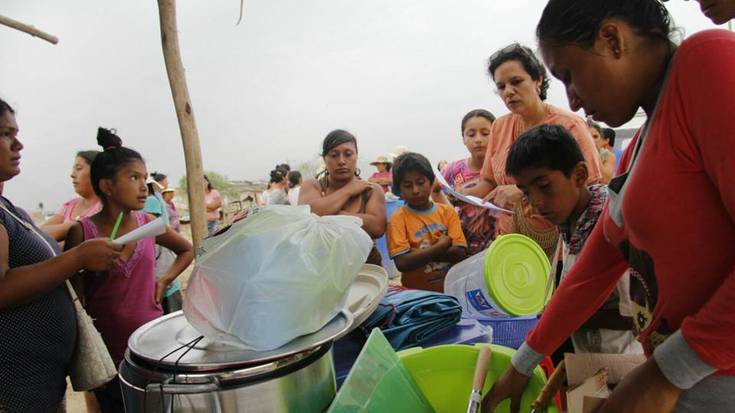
[484, 1, 735, 412]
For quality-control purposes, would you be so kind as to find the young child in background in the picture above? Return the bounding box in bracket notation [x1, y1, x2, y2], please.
[505, 124, 641, 355]
[65, 128, 195, 413]
[387, 152, 467, 292]
[435, 109, 497, 255]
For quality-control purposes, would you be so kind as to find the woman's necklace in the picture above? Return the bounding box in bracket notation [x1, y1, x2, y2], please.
[74, 198, 96, 221]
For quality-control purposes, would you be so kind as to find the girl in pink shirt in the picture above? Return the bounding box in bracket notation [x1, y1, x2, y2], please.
[65, 128, 194, 413]
[439, 109, 497, 255]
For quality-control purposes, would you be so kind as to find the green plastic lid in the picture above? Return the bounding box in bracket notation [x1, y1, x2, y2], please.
[483, 234, 552, 316]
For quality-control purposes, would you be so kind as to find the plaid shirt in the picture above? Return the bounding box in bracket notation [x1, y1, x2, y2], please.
[559, 185, 608, 255]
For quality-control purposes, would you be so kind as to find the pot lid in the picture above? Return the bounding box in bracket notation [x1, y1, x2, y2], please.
[127, 309, 352, 372]
[338, 264, 389, 339]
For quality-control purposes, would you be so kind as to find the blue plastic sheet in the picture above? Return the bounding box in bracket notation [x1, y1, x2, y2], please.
[361, 287, 462, 350]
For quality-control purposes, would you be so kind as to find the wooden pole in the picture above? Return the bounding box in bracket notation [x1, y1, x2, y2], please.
[157, 0, 207, 253]
[0, 14, 58, 44]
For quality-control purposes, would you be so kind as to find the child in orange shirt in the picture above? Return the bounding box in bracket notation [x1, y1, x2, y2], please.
[387, 152, 468, 292]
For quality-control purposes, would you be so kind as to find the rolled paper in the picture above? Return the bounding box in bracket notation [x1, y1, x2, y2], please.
[112, 217, 166, 245]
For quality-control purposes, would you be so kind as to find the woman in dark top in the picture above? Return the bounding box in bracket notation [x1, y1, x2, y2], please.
[0, 98, 122, 412]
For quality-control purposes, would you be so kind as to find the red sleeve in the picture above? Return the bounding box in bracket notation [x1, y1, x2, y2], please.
[525, 208, 628, 355]
[674, 31, 735, 370]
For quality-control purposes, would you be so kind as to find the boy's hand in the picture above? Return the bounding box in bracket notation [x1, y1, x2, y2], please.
[436, 234, 452, 250]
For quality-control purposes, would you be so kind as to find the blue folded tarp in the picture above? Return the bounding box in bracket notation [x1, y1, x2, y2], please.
[360, 286, 462, 350]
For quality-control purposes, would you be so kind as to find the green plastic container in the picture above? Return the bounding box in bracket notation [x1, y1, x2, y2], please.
[398, 344, 558, 413]
[328, 329, 435, 413]
[484, 234, 553, 316]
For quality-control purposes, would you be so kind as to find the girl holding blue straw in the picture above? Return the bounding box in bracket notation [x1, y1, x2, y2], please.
[65, 127, 194, 413]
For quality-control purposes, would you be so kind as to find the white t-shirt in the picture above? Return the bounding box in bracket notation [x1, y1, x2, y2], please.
[264, 188, 289, 205]
[288, 186, 301, 206]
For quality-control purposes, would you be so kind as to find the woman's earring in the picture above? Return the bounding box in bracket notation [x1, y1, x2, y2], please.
[355, 168, 361, 177]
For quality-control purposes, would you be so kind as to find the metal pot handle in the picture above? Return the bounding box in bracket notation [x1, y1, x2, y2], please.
[147, 377, 221, 394]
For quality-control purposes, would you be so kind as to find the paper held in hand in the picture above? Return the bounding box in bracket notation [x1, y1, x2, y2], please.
[112, 217, 167, 245]
[433, 168, 513, 215]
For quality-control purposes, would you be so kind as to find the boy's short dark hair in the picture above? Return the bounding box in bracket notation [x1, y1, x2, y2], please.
[391, 152, 435, 195]
[505, 124, 585, 178]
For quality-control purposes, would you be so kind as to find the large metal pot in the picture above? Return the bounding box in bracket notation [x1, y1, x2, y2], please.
[119, 310, 352, 413]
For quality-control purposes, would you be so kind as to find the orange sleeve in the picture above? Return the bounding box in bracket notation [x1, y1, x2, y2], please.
[480, 117, 505, 182]
[387, 210, 412, 258]
[443, 205, 467, 247]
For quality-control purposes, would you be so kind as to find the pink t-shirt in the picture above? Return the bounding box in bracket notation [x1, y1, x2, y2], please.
[79, 211, 162, 364]
[370, 171, 392, 193]
[442, 158, 495, 255]
[55, 198, 101, 223]
[205, 189, 221, 221]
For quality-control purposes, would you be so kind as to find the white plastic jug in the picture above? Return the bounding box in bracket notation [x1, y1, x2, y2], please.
[444, 234, 553, 319]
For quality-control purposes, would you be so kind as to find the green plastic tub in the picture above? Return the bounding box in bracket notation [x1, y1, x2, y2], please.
[398, 344, 558, 413]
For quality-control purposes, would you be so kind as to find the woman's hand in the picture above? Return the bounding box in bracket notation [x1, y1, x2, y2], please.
[347, 179, 373, 197]
[74, 239, 122, 271]
[597, 358, 681, 413]
[481, 366, 529, 413]
[486, 185, 523, 209]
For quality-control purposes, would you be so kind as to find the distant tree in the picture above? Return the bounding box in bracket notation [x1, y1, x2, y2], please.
[179, 171, 240, 201]
[295, 157, 323, 179]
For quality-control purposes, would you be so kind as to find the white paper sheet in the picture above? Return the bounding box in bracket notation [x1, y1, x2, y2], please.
[434, 168, 513, 215]
[112, 216, 167, 245]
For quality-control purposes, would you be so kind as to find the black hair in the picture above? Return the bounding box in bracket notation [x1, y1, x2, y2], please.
[276, 163, 290, 173]
[537, 0, 673, 49]
[461, 109, 496, 135]
[269, 168, 286, 184]
[588, 121, 602, 134]
[505, 124, 584, 178]
[151, 171, 167, 183]
[90, 127, 144, 198]
[391, 152, 435, 195]
[204, 174, 213, 192]
[76, 150, 100, 166]
[322, 129, 358, 157]
[0, 98, 14, 116]
[288, 170, 302, 188]
[602, 128, 616, 147]
[488, 43, 550, 101]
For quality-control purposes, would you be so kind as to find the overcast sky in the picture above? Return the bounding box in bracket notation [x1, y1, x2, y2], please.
[0, 0, 720, 212]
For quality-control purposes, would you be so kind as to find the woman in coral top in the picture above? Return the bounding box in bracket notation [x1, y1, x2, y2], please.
[484, 1, 735, 412]
[465, 43, 602, 260]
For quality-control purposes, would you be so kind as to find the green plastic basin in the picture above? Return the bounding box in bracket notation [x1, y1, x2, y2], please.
[398, 344, 558, 413]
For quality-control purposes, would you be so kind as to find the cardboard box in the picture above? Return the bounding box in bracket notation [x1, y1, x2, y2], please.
[564, 353, 646, 413]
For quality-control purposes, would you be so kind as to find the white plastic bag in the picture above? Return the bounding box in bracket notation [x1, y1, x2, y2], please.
[183, 205, 372, 350]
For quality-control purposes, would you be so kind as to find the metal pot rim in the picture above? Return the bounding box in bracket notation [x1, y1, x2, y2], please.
[127, 310, 353, 372]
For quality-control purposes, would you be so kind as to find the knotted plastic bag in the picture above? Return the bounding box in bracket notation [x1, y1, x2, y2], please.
[183, 205, 372, 350]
